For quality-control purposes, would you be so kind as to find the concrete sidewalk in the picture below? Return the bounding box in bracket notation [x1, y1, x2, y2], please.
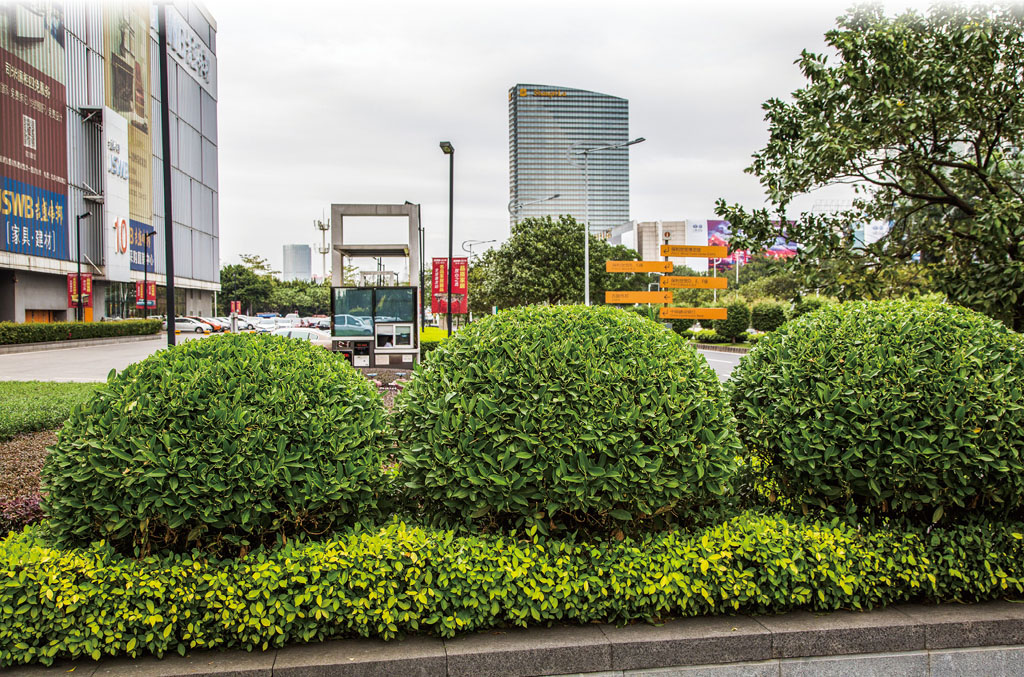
[7, 600, 1024, 676]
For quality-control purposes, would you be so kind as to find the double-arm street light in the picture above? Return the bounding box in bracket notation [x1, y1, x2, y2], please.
[461, 238, 496, 261]
[507, 193, 560, 224]
[439, 141, 455, 337]
[568, 137, 645, 305]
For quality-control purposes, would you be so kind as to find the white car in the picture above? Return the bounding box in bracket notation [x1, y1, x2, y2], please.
[269, 327, 332, 349]
[164, 317, 212, 333]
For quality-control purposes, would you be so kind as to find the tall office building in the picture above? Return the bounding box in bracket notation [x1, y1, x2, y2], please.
[0, 1, 219, 322]
[508, 84, 630, 234]
[282, 244, 311, 283]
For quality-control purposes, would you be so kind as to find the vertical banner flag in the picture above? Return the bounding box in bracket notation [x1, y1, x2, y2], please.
[134, 280, 156, 307]
[0, 3, 69, 260]
[431, 257, 468, 314]
[67, 273, 93, 308]
[103, 107, 131, 281]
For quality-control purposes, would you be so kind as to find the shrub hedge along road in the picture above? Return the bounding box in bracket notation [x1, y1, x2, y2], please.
[729, 299, 1024, 519]
[393, 305, 741, 532]
[0, 319, 160, 345]
[2, 513, 1023, 667]
[41, 333, 389, 556]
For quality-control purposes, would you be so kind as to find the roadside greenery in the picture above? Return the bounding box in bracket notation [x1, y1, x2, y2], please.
[730, 300, 1024, 520]
[42, 334, 389, 556]
[3, 512, 1023, 667]
[0, 382, 98, 441]
[0, 319, 160, 346]
[394, 306, 740, 533]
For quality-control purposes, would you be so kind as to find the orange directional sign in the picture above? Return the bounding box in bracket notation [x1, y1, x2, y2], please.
[660, 307, 728, 320]
[660, 245, 728, 258]
[605, 291, 673, 304]
[660, 276, 728, 290]
[605, 260, 674, 273]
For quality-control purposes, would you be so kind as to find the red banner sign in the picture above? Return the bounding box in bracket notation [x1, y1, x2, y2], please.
[135, 280, 156, 307]
[230, 300, 241, 314]
[431, 257, 469, 314]
[67, 273, 93, 308]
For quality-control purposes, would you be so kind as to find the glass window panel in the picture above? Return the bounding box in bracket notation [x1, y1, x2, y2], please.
[374, 287, 415, 323]
[332, 288, 373, 337]
[395, 325, 412, 346]
[376, 324, 396, 348]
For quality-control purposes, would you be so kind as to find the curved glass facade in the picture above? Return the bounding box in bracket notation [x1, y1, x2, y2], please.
[509, 84, 630, 233]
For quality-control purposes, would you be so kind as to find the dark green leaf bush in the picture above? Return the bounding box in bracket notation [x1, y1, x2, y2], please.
[693, 329, 729, 344]
[3, 512, 1024, 667]
[729, 300, 1024, 519]
[42, 333, 388, 555]
[711, 301, 751, 342]
[393, 305, 740, 532]
[0, 319, 160, 345]
[789, 295, 831, 319]
[750, 301, 787, 332]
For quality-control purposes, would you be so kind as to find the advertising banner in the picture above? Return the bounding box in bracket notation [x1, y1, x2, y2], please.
[0, 2, 68, 260]
[67, 272, 93, 308]
[104, 4, 151, 231]
[135, 280, 156, 307]
[103, 107, 131, 281]
[130, 220, 155, 272]
[431, 257, 468, 314]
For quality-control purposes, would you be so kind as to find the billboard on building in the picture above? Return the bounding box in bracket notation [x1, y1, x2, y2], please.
[0, 2, 68, 261]
[104, 3, 152, 263]
[103, 107, 132, 281]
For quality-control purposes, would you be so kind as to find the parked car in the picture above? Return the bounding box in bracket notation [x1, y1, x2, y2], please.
[255, 318, 278, 333]
[165, 317, 212, 333]
[196, 317, 225, 332]
[333, 314, 372, 335]
[269, 327, 332, 349]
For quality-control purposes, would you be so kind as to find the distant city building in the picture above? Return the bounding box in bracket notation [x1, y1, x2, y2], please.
[282, 244, 312, 282]
[0, 1, 220, 322]
[508, 84, 630, 234]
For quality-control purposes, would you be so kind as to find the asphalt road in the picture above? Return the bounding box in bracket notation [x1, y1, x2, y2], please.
[0, 337, 744, 383]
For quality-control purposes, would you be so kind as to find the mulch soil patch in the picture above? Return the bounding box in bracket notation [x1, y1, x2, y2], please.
[0, 430, 55, 502]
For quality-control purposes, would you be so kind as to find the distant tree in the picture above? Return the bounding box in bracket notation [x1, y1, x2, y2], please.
[717, 4, 1024, 329]
[218, 264, 273, 315]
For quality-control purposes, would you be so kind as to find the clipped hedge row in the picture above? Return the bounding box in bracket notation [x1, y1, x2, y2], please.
[0, 319, 160, 345]
[3, 512, 1024, 667]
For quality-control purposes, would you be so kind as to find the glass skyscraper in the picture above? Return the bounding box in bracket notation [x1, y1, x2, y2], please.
[508, 84, 630, 234]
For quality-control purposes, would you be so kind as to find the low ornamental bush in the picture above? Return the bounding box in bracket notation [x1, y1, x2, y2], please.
[789, 295, 831, 319]
[393, 305, 740, 532]
[2, 512, 1024, 667]
[692, 329, 729, 344]
[711, 302, 751, 342]
[42, 333, 389, 555]
[0, 382, 98, 441]
[0, 319, 160, 345]
[750, 301, 787, 333]
[729, 300, 1024, 519]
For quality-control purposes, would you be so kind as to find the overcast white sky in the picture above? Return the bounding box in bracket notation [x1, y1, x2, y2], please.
[209, 0, 933, 276]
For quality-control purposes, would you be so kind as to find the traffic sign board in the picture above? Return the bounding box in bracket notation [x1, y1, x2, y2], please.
[660, 245, 728, 258]
[605, 291, 673, 304]
[660, 307, 728, 320]
[605, 260, 674, 273]
[660, 276, 728, 289]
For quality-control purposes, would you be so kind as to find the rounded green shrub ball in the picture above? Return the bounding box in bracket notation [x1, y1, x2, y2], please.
[729, 299, 1024, 518]
[42, 333, 388, 554]
[393, 305, 741, 530]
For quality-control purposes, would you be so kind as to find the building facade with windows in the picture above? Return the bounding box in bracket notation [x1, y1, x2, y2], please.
[0, 0, 219, 323]
[508, 84, 630, 234]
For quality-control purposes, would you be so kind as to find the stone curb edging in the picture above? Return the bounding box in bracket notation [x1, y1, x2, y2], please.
[7, 600, 1024, 676]
[0, 333, 165, 355]
[693, 343, 751, 354]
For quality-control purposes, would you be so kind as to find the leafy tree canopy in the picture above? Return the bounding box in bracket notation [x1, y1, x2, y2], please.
[716, 4, 1024, 329]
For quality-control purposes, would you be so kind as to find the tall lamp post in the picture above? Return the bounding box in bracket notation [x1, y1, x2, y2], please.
[507, 193, 560, 224]
[75, 212, 90, 321]
[461, 238, 496, 261]
[439, 141, 455, 337]
[568, 137, 645, 305]
[142, 231, 155, 317]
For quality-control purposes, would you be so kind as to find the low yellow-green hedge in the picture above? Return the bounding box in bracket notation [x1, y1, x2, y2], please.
[2, 511, 1023, 667]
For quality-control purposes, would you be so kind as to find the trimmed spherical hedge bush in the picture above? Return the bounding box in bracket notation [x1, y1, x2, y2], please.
[711, 301, 751, 342]
[392, 305, 741, 531]
[729, 300, 1024, 519]
[750, 301, 787, 332]
[42, 333, 388, 555]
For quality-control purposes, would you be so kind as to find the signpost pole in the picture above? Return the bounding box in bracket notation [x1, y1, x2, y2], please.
[159, 3, 176, 346]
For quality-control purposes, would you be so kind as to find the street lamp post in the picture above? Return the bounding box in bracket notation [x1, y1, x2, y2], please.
[75, 212, 90, 321]
[461, 238, 496, 261]
[143, 231, 155, 317]
[440, 141, 455, 337]
[569, 137, 645, 305]
[507, 193, 560, 224]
